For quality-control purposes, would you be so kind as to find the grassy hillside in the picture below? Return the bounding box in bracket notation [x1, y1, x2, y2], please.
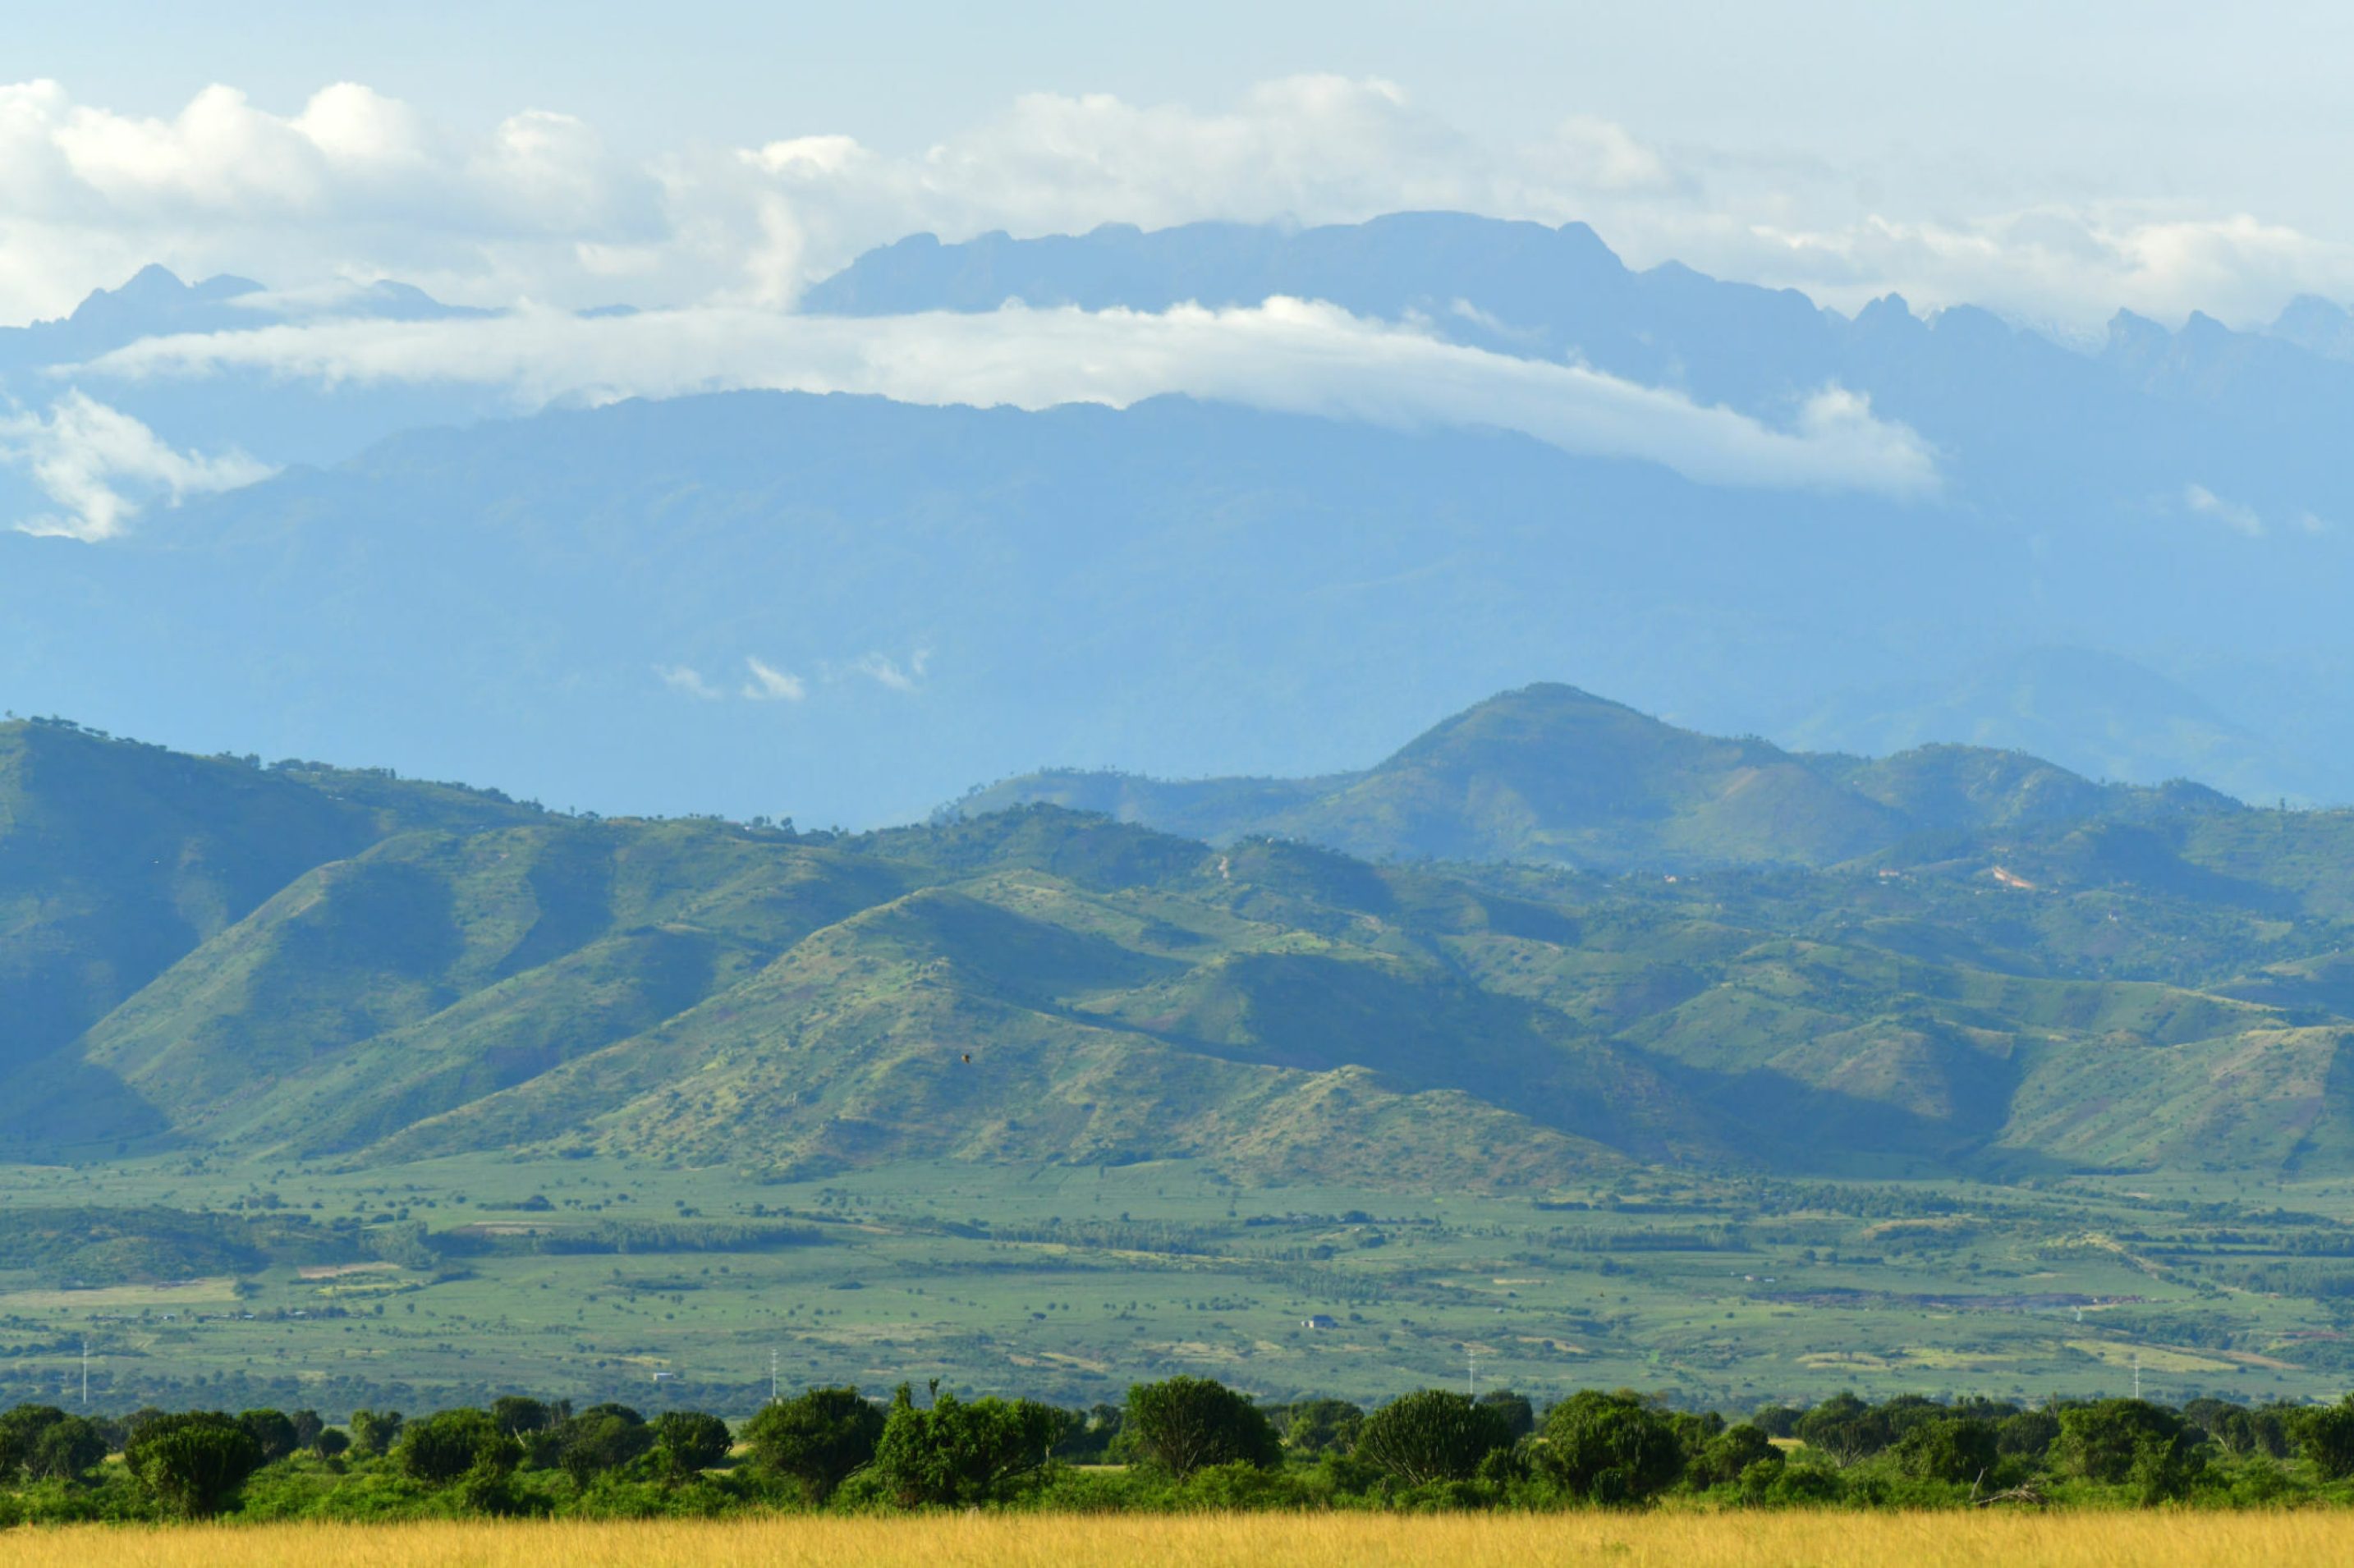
[5, 715, 2354, 1192]
[956, 684, 2239, 870]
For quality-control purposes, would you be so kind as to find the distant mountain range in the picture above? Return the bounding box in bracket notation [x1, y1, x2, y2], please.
[953, 682, 2238, 870]
[7, 213, 2354, 817]
[7, 704, 2353, 1185]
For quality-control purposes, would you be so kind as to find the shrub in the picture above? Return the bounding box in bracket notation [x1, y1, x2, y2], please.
[1535, 1391, 1684, 1503]
[1688, 1424, 1779, 1488]
[25, 1416, 107, 1483]
[0, 1406, 60, 1479]
[2297, 1395, 2354, 1479]
[2053, 1400, 2201, 1500]
[492, 1396, 557, 1437]
[1477, 1391, 1536, 1441]
[1124, 1376, 1281, 1479]
[743, 1386, 887, 1502]
[394, 1408, 521, 1485]
[1, 1407, 104, 1484]
[347, 1408, 404, 1457]
[1271, 1399, 1364, 1455]
[558, 1410, 654, 1489]
[1795, 1392, 1892, 1465]
[869, 1383, 1062, 1506]
[652, 1410, 734, 1482]
[1893, 1417, 1998, 1486]
[125, 1412, 265, 1517]
[1995, 1409, 2058, 1458]
[238, 1409, 300, 1464]
[1356, 1390, 1514, 1488]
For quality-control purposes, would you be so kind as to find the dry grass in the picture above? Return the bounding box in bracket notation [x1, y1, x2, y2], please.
[2, 1512, 2349, 1568]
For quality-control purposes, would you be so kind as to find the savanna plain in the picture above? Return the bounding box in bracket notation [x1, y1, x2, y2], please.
[5, 1513, 2352, 1568]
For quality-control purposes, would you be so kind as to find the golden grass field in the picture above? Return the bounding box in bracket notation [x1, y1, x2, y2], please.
[3, 1512, 2352, 1568]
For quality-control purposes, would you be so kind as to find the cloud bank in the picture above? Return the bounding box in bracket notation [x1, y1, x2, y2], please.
[2, 76, 2352, 332]
[76, 298, 1940, 497]
[0, 391, 272, 539]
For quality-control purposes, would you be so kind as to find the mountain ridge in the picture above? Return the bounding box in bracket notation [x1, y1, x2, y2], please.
[952, 682, 2241, 871]
[2, 704, 2347, 1190]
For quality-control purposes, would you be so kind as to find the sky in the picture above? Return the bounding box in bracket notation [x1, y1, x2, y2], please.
[4, 1, 2352, 331]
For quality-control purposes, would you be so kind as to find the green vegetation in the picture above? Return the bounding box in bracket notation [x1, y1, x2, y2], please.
[11, 1383, 2354, 1523]
[17, 707, 2354, 1416]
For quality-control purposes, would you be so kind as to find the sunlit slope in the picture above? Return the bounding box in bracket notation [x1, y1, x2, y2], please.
[0, 720, 539, 1084]
[7, 720, 2354, 1184]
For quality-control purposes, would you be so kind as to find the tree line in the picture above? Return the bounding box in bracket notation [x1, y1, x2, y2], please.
[5, 1382, 2354, 1523]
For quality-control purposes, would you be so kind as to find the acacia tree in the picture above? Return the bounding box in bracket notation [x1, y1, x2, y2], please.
[1124, 1377, 1280, 1479]
[742, 1386, 886, 1502]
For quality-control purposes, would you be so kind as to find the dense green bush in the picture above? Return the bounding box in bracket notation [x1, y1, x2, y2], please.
[7, 1384, 2354, 1523]
[1269, 1398, 1364, 1455]
[1795, 1391, 1892, 1465]
[741, 1385, 886, 1502]
[1686, 1423, 1779, 1488]
[2296, 1395, 2354, 1479]
[1355, 1390, 1513, 1488]
[651, 1411, 733, 1482]
[394, 1408, 521, 1484]
[2, 1407, 106, 1485]
[347, 1408, 404, 1458]
[239, 1409, 301, 1465]
[1893, 1416, 1998, 1485]
[1125, 1376, 1282, 1479]
[1535, 1390, 1684, 1503]
[556, 1409, 652, 1489]
[868, 1384, 1061, 1506]
[125, 1411, 266, 1517]
[2051, 1400, 2193, 1486]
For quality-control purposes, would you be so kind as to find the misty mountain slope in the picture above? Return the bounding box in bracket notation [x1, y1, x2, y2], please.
[4, 389, 2025, 830]
[958, 684, 2239, 870]
[8, 721, 2354, 1184]
[809, 212, 2354, 516]
[1785, 646, 2285, 795]
[11, 218, 2354, 821]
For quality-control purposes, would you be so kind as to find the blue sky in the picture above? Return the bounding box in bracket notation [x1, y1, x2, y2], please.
[3, 2, 2349, 329]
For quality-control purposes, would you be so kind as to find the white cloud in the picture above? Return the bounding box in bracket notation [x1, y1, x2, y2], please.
[0, 80, 664, 323]
[740, 657, 805, 702]
[75, 297, 1940, 497]
[7, 75, 2354, 334]
[654, 663, 722, 700]
[0, 391, 272, 539]
[838, 649, 930, 692]
[2184, 482, 2265, 538]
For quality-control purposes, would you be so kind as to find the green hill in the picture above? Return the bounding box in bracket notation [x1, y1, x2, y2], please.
[952, 684, 2238, 870]
[3, 713, 2353, 1187]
